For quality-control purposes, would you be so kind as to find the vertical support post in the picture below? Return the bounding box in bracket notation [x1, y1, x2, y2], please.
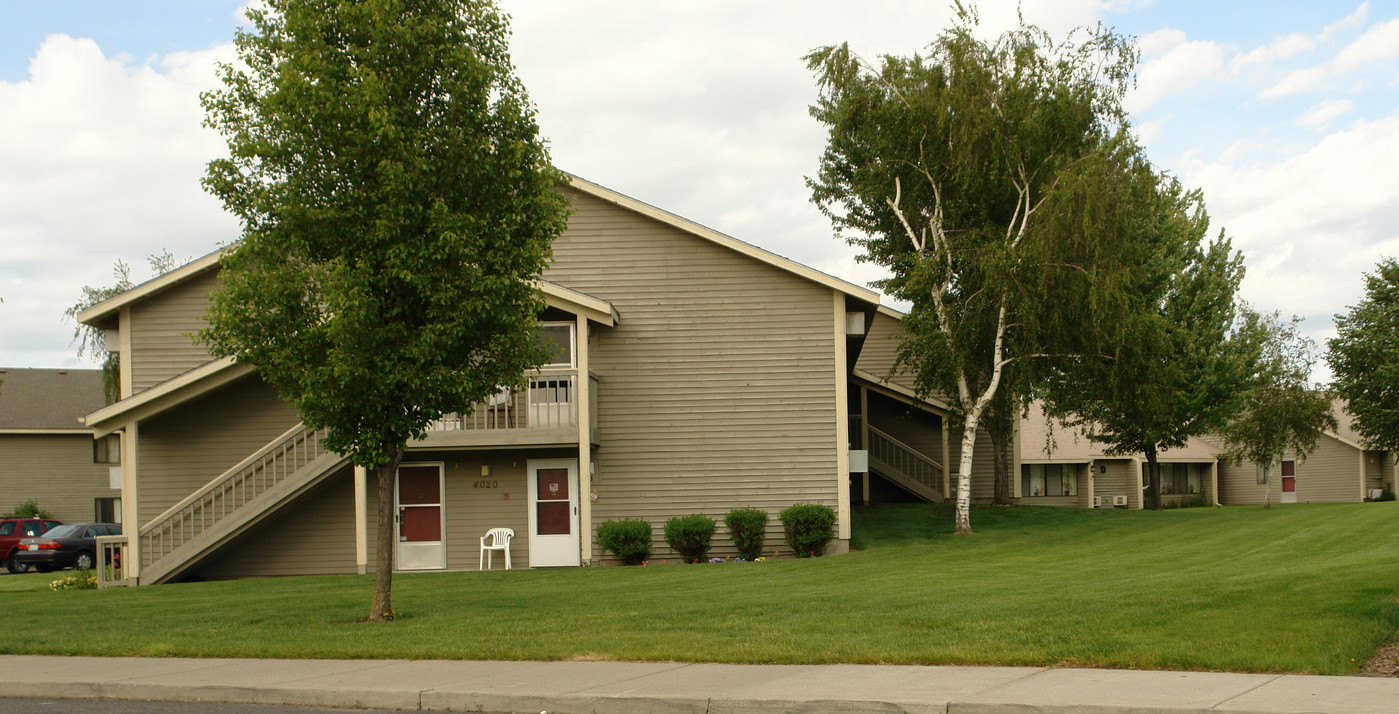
[1358, 449, 1367, 502]
[1085, 462, 1095, 508]
[575, 313, 593, 563]
[833, 292, 851, 541]
[354, 465, 368, 574]
[1210, 461, 1220, 507]
[941, 413, 951, 500]
[859, 386, 870, 505]
[1135, 458, 1146, 509]
[1011, 411, 1022, 500]
[119, 421, 140, 582]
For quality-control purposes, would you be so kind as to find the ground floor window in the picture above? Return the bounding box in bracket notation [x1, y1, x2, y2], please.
[1022, 464, 1077, 497]
[1160, 463, 1203, 495]
[94, 497, 121, 524]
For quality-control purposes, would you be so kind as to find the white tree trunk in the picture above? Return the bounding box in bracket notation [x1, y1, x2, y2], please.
[955, 408, 981, 534]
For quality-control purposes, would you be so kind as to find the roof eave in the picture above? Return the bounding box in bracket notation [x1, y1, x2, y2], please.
[76, 250, 225, 326]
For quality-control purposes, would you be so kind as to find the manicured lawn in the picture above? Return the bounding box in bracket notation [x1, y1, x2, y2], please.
[3, 502, 1396, 674]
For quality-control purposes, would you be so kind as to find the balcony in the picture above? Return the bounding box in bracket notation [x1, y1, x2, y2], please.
[416, 371, 598, 449]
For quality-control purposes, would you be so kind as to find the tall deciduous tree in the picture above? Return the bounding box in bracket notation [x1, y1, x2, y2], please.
[807, 8, 1149, 533]
[1039, 186, 1256, 511]
[200, 0, 568, 621]
[1220, 308, 1336, 509]
[1327, 258, 1399, 451]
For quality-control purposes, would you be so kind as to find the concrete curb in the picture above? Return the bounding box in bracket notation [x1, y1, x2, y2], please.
[0, 656, 1395, 713]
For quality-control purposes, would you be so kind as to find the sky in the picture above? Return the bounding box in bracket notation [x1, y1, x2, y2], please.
[2, 1, 1397, 382]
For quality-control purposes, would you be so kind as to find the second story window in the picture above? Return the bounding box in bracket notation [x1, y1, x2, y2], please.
[539, 322, 575, 369]
[93, 434, 121, 464]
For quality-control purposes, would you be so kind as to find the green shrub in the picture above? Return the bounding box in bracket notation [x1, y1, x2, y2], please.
[1377, 488, 1396, 502]
[780, 503, 836, 557]
[4, 499, 52, 519]
[664, 514, 717, 563]
[724, 508, 768, 561]
[597, 519, 652, 565]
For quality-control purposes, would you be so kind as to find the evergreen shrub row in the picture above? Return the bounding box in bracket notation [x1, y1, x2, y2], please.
[597, 502, 839, 563]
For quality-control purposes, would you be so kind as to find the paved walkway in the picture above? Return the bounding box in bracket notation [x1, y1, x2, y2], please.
[1, 655, 1396, 713]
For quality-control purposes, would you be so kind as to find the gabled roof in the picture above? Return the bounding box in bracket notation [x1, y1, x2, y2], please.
[84, 358, 255, 436]
[1019, 401, 1220, 462]
[1330, 398, 1369, 449]
[564, 175, 879, 302]
[76, 250, 222, 326]
[78, 174, 879, 330]
[0, 368, 104, 432]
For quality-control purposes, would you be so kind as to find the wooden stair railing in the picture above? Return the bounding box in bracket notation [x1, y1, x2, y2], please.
[867, 426, 945, 501]
[139, 423, 334, 572]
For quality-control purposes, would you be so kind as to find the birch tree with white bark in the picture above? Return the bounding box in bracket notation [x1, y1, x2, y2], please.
[807, 7, 1152, 533]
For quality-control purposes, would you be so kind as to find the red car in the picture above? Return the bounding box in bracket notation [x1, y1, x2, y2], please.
[1, 517, 63, 574]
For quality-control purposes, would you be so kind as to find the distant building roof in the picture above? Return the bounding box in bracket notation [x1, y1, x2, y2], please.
[0, 368, 104, 431]
[1019, 400, 1219, 462]
[1331, 398, 1366, 446]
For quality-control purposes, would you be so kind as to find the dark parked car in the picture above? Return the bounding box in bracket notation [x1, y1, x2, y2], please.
[14, 522, 120, 573]
[1, 517, 63, 574]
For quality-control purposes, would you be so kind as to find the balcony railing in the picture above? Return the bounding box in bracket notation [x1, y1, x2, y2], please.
[428, 372, 578, 432]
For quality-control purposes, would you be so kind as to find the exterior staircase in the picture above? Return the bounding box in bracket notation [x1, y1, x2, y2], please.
[136, 423, 349, 585]
[867, 426, 946, 503]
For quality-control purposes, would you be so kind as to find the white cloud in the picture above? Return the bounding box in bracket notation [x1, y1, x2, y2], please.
[1234, 32, 1315, 68]
[0, 35, 238, 367]
[1321, 2, 1370, 41]
[1126, 36, 1226, 113]
[1295, 98, 1354, 128]
[1182, 112, 1399, 340]
[1333, 17, 1399, 71]
[1261, 13, 1399, 98]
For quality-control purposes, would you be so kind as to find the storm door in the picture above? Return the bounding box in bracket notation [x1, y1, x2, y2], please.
[1280, 459, 1297, 504]
[527, 459, 580, 567]
[396, 463, 446, 570]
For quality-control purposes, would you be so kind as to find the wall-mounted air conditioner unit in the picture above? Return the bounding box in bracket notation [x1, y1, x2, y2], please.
[1092, 496, 1102, 507]
[1113, 495, 1128, 507]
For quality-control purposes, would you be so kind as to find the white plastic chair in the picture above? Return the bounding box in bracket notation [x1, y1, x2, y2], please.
[480, 527, 513, 570]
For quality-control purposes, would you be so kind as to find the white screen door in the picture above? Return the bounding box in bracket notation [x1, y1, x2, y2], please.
[527, 459, 580, 567]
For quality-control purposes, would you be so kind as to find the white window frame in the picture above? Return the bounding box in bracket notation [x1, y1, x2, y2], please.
[539, 321, 576, 369]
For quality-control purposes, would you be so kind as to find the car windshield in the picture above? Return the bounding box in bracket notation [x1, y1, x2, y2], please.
[41, 525, 81, 539]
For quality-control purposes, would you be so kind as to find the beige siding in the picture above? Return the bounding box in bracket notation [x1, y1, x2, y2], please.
[128, 270, 218, 393]
[138, 377, 300, 525]
[0, 434, 118, 523]
[1085, 459, 1136, 508]
[194, 465, 357, 579]
[856, 311, 916, 392]
[544, 187, 840, 561]
[1217, 434, 1362, 504]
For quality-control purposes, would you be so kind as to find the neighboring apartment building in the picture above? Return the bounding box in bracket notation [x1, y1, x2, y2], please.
[1016, 402, 1220, 509]
[0, 368, 121, 524]
[1213, 399, 1395, 505]
[78, 176, 947, 586]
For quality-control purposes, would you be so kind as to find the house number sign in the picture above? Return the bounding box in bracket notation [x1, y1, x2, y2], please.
[472, 480, 499, 489]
